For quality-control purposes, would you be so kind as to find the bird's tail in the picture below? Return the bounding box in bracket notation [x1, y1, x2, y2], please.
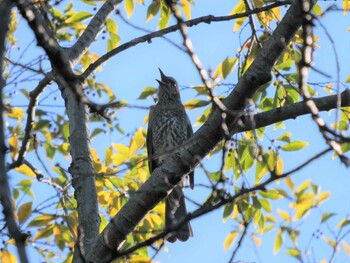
[165, 184, 193, 242]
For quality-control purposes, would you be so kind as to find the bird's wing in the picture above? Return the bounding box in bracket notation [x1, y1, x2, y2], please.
[186, 114, 195, 189]
[147, 109, 156, 174]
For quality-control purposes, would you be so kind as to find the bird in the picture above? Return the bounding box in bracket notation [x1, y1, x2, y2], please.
[146, 68, 194, 242]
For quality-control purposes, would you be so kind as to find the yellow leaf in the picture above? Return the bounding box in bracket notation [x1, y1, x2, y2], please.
[125, 0, 134, 18]
[275, 155, 283, 175]
[231, 0, 246, 32]
[7, 107, 24, 119]
[33, 226, 54, 241]
[8, 135, 19, 160]
[15, 164, 36, 178]
[1, 249, 18, 263]
[224, 231, 238, 251]
[18, 201, 32, 224]
[344, 0, 349, 14]
[112, 143, 129, 156]
[128, 256, 152, 263]
[181, 0, 191, 19]
[28, 214, 55, 227]
[316, 192, 330, 205]
[252, 235, 261, 246]
[277, 209, 290, 223]
[285, 177, 294, 192]
[323, 236, 337, 248]
[129, 129, 145, 156]
[342, 240, 350, 255]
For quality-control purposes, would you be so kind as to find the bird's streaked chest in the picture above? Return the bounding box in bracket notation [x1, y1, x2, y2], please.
[149, 107, 188, 155]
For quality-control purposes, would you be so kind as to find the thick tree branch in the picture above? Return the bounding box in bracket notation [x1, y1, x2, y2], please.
[0, 1, 29, 262]
[80, 1, 291, 80]
[236, 89, 350, 133]
[110, 148, 332, 259]
[68, 0, 122, 65]
[88, 1, 316, 262]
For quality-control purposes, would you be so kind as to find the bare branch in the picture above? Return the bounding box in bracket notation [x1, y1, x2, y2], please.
[298, 0, 349, 166]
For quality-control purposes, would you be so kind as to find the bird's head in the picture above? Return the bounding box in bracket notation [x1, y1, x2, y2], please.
[156, 68, 181, 103]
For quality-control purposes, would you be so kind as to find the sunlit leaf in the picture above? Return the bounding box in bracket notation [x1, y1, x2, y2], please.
[33, 225, 54, 241]
[231, 0, 246, 32]
[15, 164, 36, 178]
[281, 140, 308, 151]
[224, 231, 238, 251]
[138, 87, 157, 99]
[276, 132, 291, 143]
[274, 229, 283, 254]
[285, 247, 301, 260]
[106, 18, 117, 34]
[65, 11, 92, 24]
[1, 249, 18, 263]
[316, 192, 330, 205]
[125, 0, 135, 17]
[184, 99, 210, 109]
[342, 240, 350, 255]
[28, 214, 55, 227]
[181, 0, 191, 19]
[321, 212, 336, 223]
[7, 107, 24, 119]
[259, 199, 272, 212]
[107, 33, 121, 52]
[277, 209, 291, 223]
[337, 218, 350, 229]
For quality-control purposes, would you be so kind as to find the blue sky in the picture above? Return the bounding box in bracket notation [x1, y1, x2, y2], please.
[4, 0, 350, 262]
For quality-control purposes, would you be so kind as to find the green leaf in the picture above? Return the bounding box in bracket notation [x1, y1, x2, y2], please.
[259, 199, 272, 212]
[146, 1, 160, 21]
[285, 247, 302, 260]
[337, 218, 350, 229]
[259, 189, 282, 200]
[274, 229, 283, 254]
[321, 213, 336, 223]
[221, 57, 238, 79]
[107, 33, 120, 52]
[106, 18, 117, 34]
[281, 140, 308, 151]
[28, 214, 55, 227]
[276, 132, 291, 143]
[18, 201, 32, 224]
[184, 99, 210, 109]
[159, 4, 170, 29]
[125, 0, 134, 18]
[91, 128, 105, 140]
[65, 11, 92, 24]
[138, 87, 157, 99]
[223, 202, 234, 222]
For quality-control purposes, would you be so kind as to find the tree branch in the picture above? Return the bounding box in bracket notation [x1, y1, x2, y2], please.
[88, 1, 316, 261]
[80, 1, 292, 80]
[0, 1, 29, 262]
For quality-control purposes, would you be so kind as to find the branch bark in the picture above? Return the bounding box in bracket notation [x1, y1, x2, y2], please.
[88, 0, 316, 262]
[13, 1, 122, 261]
[0, 1, 29, 262]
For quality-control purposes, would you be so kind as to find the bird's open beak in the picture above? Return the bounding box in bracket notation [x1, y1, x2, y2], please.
[158, 68, 168, 82]
[156, 79, 165, 85]
[158, 68, 169, 83]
